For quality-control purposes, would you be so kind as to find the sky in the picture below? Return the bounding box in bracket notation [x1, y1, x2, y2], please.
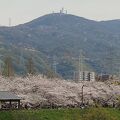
[0, 0, 120, 26]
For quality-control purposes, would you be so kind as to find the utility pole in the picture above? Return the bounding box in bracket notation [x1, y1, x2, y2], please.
[81, 85, 84, 107]
[81, 85, 87, 108]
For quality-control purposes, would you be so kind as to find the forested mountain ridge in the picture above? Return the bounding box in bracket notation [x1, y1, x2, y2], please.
[0, 13, 120, 78]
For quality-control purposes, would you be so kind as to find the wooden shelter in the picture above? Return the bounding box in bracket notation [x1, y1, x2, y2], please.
[0, 91, 21, 109]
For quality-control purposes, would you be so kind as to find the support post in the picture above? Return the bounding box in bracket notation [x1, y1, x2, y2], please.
[9, 100, 12, 109]
[18, 100, 20, 109]
[0, 101, 2, 109]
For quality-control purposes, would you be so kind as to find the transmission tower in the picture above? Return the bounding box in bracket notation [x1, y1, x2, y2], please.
[53, 56, 57, 74]
[105, 44, 115, 75]
[78, 50, 84, 81]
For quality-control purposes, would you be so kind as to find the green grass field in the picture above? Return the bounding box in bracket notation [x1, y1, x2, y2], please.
[0, 108, 119, 120]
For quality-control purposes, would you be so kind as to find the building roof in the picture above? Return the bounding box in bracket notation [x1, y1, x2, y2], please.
[0, 91, 21, 101]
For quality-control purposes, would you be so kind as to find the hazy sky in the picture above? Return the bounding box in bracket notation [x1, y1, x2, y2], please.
[0, 0, 120, 26]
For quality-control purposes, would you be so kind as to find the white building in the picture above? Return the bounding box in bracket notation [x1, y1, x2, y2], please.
[79, 71, 95, 81]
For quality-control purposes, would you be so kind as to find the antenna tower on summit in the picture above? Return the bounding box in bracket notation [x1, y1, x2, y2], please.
[60, 8, 67, 14]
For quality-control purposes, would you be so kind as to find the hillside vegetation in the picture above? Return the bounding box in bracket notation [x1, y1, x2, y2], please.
[0, 13, 120, 78]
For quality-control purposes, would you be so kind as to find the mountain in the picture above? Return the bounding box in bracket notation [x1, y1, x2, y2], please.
[0, 13, 120, 79]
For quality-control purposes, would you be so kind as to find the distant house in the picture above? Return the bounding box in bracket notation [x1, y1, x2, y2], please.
[97, 74, 113, 81]
[79, 71, 95, 81]
[0, 91, 21, 109]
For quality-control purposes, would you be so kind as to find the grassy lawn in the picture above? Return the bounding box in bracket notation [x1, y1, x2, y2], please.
[0, 108, 119, 120]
